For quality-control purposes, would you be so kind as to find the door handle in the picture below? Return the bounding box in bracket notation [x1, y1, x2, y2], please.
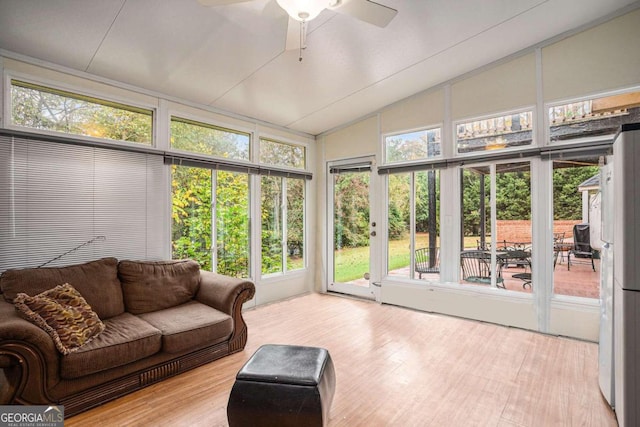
[370, 231, 376, 237]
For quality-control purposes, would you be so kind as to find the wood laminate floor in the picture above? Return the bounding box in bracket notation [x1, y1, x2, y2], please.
[66, 293, 617, 426]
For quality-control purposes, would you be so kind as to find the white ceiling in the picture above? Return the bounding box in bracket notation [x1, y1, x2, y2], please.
[0, 0, 637, 136]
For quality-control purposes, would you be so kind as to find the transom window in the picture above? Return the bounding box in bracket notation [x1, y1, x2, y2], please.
[10, 79, 153, 144]
[549, 90, 640, 143]
[456, 111, 533, 154]
[171, 117, 250, 161]
[384, 127, 441, 164]
[259, 138, 306, 170]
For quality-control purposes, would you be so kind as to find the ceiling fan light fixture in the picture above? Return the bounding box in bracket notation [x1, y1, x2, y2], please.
[276, 0, 327, 22]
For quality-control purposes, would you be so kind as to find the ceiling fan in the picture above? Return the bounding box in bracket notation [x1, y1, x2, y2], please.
[198, 0, 397, 53]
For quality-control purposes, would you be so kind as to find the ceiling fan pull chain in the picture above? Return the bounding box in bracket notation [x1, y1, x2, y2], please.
[299, 20, 306, 62]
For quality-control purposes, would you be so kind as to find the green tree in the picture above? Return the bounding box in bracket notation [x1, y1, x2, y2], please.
[461, 168, 491, 237]
[171, 166, 213, 270]
[286, 178, 305, 267]
[261, 176, 283, 274]
[415, 171, 440, 234]
[334, 172, 370, 249]
[12, 84, 152, 143]
[171, 120, 249, 160]
[216, 171, 250, 277]
[553, 165, 598, 220]
[495, 170, 531, 220]
[388, 174, 409, 239]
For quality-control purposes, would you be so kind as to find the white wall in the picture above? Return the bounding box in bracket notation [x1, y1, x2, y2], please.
[542, 9, 640, 102]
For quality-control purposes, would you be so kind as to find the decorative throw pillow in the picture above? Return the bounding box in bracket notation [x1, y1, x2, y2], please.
[14, 283, 105, 355]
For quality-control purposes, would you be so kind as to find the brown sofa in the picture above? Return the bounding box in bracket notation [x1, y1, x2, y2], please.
[0, 257, 255, 416]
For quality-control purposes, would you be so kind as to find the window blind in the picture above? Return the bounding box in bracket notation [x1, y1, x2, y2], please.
[164, 154, 312, 180]
[329, 162, 372, 174]
[0, 134, 167, 273]
[540, 141, 612, 161]
[377, 160, 447, 175]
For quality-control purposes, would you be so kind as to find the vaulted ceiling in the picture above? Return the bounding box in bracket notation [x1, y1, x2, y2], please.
[0, 0, 637, 136]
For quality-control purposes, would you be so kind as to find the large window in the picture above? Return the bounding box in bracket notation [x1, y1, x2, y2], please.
[259, 137, 306, 276]
[460, 162, 532, 293]
[10, 80, 153, 144]
[170, 119, 309, 279]
[171, 165, 250, 278]
[384, 127, 441, 164]
[170, 117, 254, 277]
[456, 111, 533, 154]
[387, 170, 440, 281]
[261, 176, 305, 275]
[551, 158, 600, 299]
[171, 117, 250, 160]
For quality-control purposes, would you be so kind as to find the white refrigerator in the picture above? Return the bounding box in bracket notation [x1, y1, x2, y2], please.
[598, 158, 614, 407]
[606, 122, 640, 427]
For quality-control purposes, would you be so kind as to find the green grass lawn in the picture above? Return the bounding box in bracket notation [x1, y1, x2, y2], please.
[334, 233, 482, 283]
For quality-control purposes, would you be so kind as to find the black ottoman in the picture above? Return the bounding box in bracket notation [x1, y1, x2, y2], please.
[227, 344, 336, 427]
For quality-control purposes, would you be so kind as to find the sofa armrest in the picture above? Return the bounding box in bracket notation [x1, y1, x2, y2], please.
[196, 271, 255, 353]
[195, 271, 255, 316]
[0, 300, 60, 404]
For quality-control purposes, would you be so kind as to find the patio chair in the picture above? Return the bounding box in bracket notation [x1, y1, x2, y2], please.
[512, 272, 532, 289]
[508, 253, 532, 289]
[460, 250, 504, 288]
[567, 223, 596, 271]
[476, 240, 490, 250]
[415, 247, 439, 279]
[553, 232, 566, 267]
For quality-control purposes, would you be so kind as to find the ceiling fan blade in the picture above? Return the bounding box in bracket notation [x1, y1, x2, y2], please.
[285, 17, 307, 51]
[331, 0, 397, 28]
[197, 0, 252, 6]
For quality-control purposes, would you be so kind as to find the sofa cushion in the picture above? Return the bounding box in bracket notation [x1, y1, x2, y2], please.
[60, 312, 161, 379]
[118, 259, 200, 315]
[14, 283, 105, 355]
[138, 300, 233, 354]
[1, 258, 124, 320]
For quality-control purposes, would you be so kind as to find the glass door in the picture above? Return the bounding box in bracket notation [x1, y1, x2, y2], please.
[328, 159, 376, 299]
